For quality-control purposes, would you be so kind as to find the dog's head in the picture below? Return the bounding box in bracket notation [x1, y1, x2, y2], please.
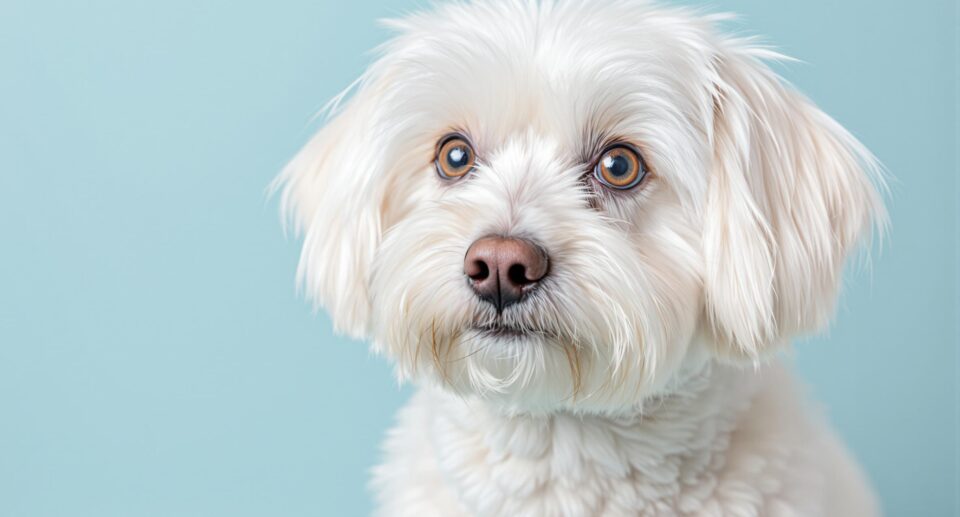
[277, 0, 885, 413]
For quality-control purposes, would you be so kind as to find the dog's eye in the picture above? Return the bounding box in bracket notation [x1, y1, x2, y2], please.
[436, 135, 476, 179]
[594, 144, 646, 190]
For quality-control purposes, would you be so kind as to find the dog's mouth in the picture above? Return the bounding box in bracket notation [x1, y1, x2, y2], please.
[473, 322, 528, 339]
[472, 321, 555, 340]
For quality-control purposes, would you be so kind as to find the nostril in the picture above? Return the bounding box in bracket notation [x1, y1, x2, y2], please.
[469, 260, 490, 281]
[507, 263, 531, 286]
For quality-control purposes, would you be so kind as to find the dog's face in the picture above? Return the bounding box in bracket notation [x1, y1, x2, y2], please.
[278, 1, 885, 414]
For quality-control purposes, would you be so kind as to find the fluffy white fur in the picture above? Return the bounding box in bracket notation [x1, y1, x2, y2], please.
[277, 1, 887, 515]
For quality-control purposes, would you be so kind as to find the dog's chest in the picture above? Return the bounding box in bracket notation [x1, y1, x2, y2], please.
[372, 369, 824, 517]
[432, 402, 738, 516]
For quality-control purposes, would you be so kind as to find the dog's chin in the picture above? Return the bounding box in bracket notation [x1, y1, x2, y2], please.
[424, 322, 583, 411]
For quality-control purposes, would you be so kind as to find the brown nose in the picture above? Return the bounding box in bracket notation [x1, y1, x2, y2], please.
[464, 236, 549, 312]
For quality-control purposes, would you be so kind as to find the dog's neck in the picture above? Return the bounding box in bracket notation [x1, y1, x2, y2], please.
[422, 361, 761, 514]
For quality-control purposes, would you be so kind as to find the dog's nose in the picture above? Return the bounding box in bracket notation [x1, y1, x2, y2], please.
[464, 236, 549, 312]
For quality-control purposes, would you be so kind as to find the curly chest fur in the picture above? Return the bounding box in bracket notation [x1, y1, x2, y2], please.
[371, 364, 871, 517]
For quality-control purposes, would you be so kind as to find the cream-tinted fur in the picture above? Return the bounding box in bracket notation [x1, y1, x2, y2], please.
[373, 361, 876, 516]
[276, 1, 886, 515]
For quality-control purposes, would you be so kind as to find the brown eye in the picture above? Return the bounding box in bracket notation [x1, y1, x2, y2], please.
[436, 135, 476, 179]
[594, 144, 646, 189]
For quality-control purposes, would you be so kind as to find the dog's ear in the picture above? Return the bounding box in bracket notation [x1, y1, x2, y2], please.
[275, 82, 390, 339]
[703, 43, 886, 359]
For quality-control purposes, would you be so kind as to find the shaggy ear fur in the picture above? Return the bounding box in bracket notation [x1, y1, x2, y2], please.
[704, 42, 887, 358]
[276, 84, 388, 339]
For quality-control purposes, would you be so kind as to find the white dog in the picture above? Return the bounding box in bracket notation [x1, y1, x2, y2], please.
[277, 1, 886, 515]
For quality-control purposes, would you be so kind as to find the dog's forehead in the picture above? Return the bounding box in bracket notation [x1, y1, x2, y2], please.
[380, 1, 715, 154]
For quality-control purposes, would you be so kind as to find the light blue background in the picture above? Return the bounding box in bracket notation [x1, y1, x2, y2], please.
[1, 0, 957, 515]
